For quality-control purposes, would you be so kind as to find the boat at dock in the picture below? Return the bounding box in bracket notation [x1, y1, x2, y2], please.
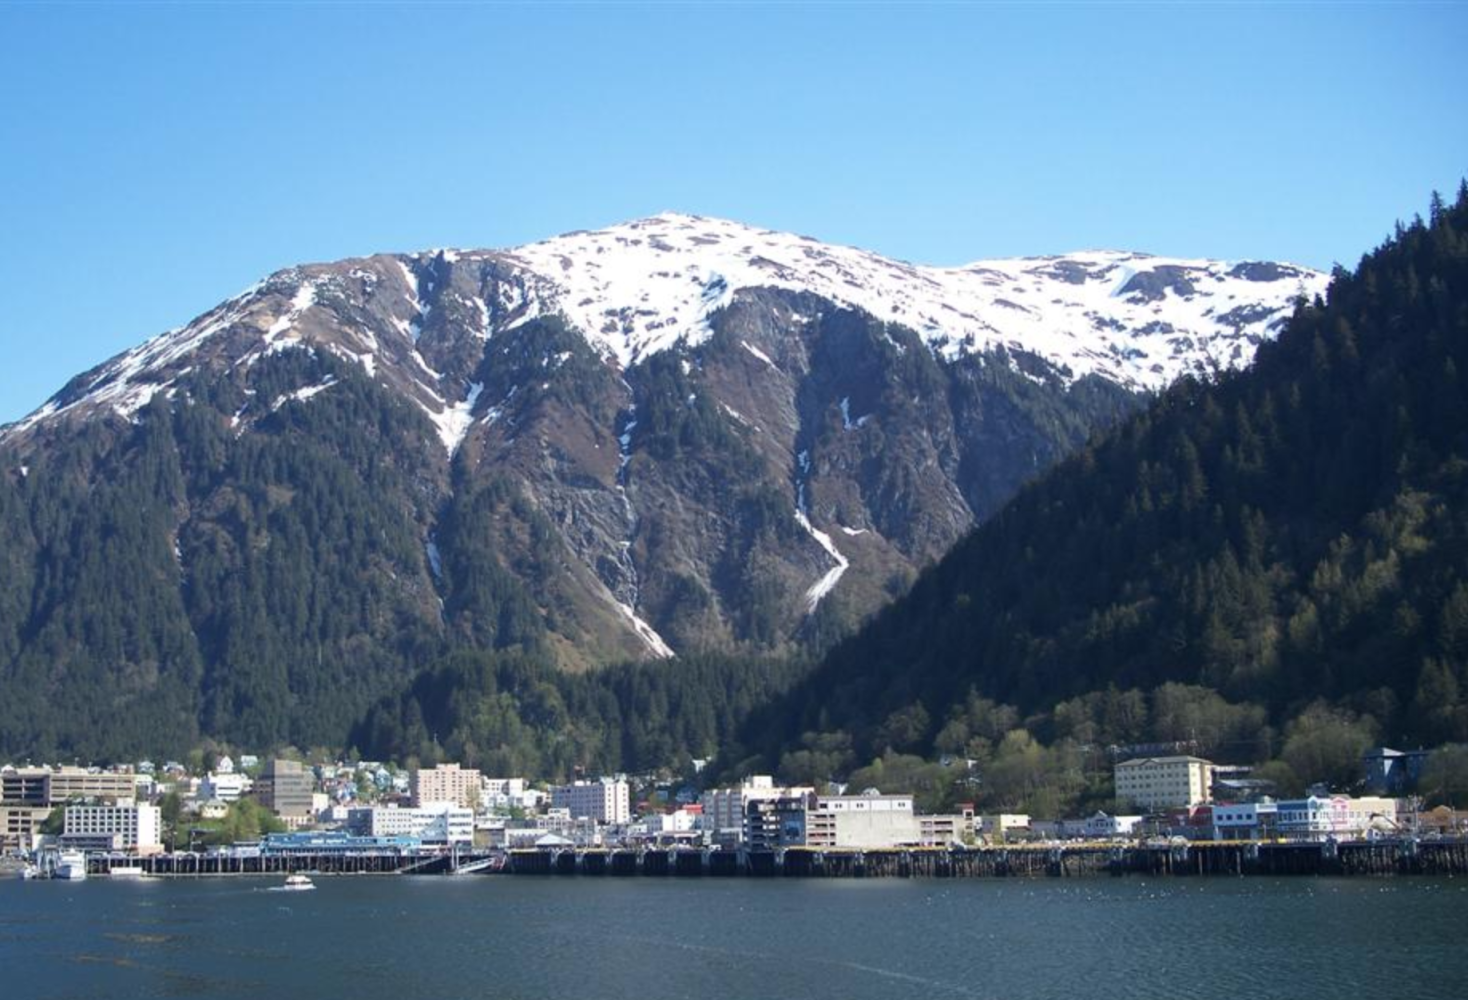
[54, 851, 88, 881]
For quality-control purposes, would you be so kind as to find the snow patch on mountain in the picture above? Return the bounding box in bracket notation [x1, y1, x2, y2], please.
[502, 212, 1324, 390]
[427, 382, 483, 455]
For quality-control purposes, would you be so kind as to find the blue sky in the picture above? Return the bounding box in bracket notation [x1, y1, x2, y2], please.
[1, 2, 1464, 424]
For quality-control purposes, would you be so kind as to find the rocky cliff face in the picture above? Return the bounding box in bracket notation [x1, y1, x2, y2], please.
[0, 213, 1326, 753]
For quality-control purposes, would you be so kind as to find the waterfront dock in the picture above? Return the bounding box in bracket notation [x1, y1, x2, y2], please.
[85, 838, 1468, 879]
[507, 838, 1468, 878]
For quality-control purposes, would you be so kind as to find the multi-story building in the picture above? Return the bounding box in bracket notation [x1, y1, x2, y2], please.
[62, 802, 162, 854]
[700, 776, 813, 845]
[0, 804, 52, 852]
[919, 804, 977, 846]
[255, 760, 315, 823]
[2, 766, 139, 806]
[346, 805, 474, 846]
[411, 763, 483, 809]
[550, 779, 630, 824]
[1114, 756, 1214, 812]
[1, 766, 142, 851]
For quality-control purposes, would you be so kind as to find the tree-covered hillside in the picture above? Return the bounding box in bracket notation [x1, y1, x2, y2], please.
[735, 187, 1468, 778]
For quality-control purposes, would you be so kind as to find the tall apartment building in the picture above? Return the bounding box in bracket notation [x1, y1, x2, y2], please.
[255, 760, 315, 822]
[62, 802, 162, 853]
[411, 763, 483, 808]
[550, 779, 630, 824]
[1114, 756, 1214, 812]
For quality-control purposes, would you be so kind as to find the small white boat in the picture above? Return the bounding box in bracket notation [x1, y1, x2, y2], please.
[19, 865, 39, 880]
[108, 865, 148, 879]
[274, 873, 315, 891]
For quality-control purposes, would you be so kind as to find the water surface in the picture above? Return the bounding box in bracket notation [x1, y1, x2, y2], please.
[2, 875, 1463, 999]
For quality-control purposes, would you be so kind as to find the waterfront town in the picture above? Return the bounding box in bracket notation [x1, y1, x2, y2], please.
[3, 745, 1464, 877]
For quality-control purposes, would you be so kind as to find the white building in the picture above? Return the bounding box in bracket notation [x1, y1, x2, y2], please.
[347, 805, 474, 846]
[62, 802, 161, 853]
[1080, 811, 1144, 839]
[638, 805, 702, 836]
[480, 778, 541, 812]
[199, 772, 251, 803]
[550, 779, 630, 824]
[1114, 756, 1214, 812]
[748, 792, 954, 850]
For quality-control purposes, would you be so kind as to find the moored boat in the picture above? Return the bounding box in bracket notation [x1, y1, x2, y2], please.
[55, 851, 88, 881]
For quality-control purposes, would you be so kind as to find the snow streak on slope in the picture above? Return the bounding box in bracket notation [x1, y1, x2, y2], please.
[430, 382, 483, 454]
[504, 213, 1325, 390]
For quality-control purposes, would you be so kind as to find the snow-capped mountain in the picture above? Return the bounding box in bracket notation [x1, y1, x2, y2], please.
[5, 212, 1322, 452]
[0, 213, 1327, 756]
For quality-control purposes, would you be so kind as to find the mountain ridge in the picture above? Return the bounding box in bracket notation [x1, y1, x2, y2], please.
[3, 212, 1324, 448]
[0, 213, 1329, 758]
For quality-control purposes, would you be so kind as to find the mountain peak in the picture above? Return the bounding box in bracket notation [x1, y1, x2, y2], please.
[3, 214, 1328, 445]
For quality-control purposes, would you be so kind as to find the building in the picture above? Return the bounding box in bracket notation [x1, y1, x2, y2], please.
[1080, 811, 1145, 839]
[700, 776, 813, 845]
[1114, 756, 1213, 812]
[62, 802, 162, 854]
[640, 804, 702, 835]
[346, 805, 474, 846]
[2, 766, 139, 806]
[1362, 748, 1430, 796]
[747, 792, 936, 850]
[0, 804, 52, 852]
[1, 766, 142, 852]
[919, 804, 977, 847]
[978, 814, 1032, 843]
[411, 763, 483, 809]
[255, 760, 315, 823]
[1213, 795, 1401, 841]
[550, 778, 630, 824]
[199, 772, 251, 803]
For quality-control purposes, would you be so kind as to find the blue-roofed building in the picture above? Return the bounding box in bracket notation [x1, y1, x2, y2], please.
[259, 831, 421, 856]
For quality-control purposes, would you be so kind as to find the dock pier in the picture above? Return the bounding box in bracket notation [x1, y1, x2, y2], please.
[84, 838, 1468, 879]
[503, 839, 1468, 879]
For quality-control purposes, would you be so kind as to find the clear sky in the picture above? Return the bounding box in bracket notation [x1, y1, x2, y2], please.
[1, 1, 1465, 424]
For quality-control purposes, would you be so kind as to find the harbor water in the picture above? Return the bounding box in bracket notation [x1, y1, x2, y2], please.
[2, 875, 1465, 999]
